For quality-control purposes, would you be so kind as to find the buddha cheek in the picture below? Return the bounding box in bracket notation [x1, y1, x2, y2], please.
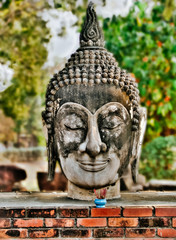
[58, 130, 84, 157]
[113, 133, 127, 150]
[101, 128, 130, 157]
[100, 130, 111, 149]
[113, 124, 131, 149]
[100, 130, 124, 151]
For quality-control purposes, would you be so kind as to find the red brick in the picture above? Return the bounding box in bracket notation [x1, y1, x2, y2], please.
[13, 218, 43, 228]
[50, 239, 92, 240]
[93, 228, 124, 238]
[0, 209, 11, 218]
[58, 208, 89, 217]
[29, 229, 58, 238]
[0, 219, 11, 228]
[173, 218, 176, 227]
[27, 208, 56, 218]
[30, 239, 175, 240]
[44, 239, 176, 240]
[0, 229, 27, 238]
[158, 228, 176, 237]
[118, 239, 175, 240]
[126, 228, 155, 238]
[139, 217, 170, 227]
[123, 207, 153, 217]
[77, 218, 106, 227]
[108, 217, 138, 227]
[45, 218, 74, 227]
[91, 207, 121, 217]
[155, 207, 176, 216]
[60, 229, 91, 238]
[11, 209, 25, 218]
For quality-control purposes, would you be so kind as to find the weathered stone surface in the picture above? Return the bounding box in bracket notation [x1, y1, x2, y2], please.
[68, 180, 120, 200]
[0, 192, 176, 208]
[148, 179, 176, 191]
[42, 2, 146, 200]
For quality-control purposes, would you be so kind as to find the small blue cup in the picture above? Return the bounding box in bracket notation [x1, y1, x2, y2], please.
[94, 198, 107, 208]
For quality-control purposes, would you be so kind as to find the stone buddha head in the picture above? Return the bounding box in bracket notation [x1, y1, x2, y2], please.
[42, 2, 147, 200]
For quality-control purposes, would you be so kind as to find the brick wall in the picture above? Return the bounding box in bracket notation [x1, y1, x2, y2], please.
[0, 206, 176, 239]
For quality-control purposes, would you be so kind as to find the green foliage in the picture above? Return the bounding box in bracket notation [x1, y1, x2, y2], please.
[162, 0, 176, 20]
[103, 1, 176, 141]
[140, 136, 176, 180]
[0, 0, 50, 138]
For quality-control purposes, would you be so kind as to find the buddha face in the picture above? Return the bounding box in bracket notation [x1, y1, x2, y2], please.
[54, 85, 134, 189]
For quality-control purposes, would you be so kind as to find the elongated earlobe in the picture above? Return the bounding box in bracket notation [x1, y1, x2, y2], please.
[47, 135, 56, 181]
[131, 107, 147, 182]
[42, 111, 56, 181]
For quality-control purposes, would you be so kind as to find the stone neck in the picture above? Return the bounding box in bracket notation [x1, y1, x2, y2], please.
[67, 180, 120, 201]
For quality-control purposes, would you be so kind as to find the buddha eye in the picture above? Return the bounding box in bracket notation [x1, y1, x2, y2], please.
[99, 113, 125, 131]
[64, 124, 85, 131]
[61, 112, 87, 131]
[101, 122, 123, 130]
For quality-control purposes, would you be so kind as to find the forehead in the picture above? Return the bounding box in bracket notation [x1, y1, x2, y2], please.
[55, 84, 130, 114]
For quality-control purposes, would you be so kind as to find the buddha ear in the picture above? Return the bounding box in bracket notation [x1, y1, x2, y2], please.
[131, 107, 147, 183]
[41, 111, 48, 144]
[41, 111, 56, 181]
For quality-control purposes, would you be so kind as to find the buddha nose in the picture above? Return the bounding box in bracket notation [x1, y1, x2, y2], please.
[86, 126, 102, 157]
[82, 125, 107, 157]
[79, 118, 107, 157]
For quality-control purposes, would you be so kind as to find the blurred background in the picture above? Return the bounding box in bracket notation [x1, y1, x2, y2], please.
[0, 0, 176, 192]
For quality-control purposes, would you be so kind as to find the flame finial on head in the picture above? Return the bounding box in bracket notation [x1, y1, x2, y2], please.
[80, 1, 104, 48]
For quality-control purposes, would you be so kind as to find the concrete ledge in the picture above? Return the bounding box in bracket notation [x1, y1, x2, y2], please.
[0, 191, 176, 207]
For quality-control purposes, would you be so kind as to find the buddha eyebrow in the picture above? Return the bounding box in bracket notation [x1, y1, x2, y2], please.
[101, 106, 119, 116]
[58, 107, 89, 125]
[60, 106, 87, 115]
[99, 107, 128, 121]
[59, 102, 92, 115]
[63, 111, 88, 121]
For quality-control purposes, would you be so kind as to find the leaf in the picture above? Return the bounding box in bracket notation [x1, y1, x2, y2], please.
[152, 89, 162, 102]
[136, 17, 142, 27]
